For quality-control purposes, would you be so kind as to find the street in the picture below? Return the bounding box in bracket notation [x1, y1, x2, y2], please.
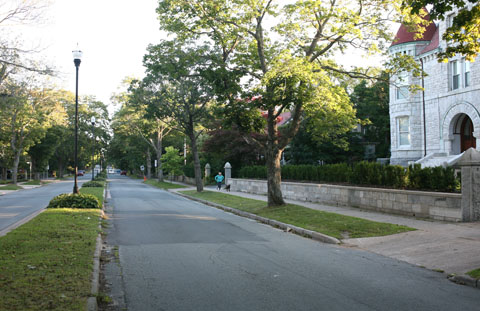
[0, 176, 91, 235]
[103, 176, 480, 311]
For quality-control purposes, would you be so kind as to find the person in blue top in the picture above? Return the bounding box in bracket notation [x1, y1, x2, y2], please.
[214, 172, 224, 190]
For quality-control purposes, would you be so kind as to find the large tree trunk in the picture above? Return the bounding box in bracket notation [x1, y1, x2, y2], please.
[57, 160, 64, 178]
[12, 151, 20, 185]
[156, 132, 164, 182]
[146, 149, 152, 179]
[188, 131, 203, 192]
[266, 142, 285, 206]
[265, 108, 285, 206]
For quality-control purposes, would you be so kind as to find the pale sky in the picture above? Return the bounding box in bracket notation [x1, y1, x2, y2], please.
[12, 0, 164, 109]
[8, 0, 387, 112]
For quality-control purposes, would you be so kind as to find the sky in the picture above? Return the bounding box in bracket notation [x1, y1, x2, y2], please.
[11, 0, 164, 110]
[7, 0, 389, 113]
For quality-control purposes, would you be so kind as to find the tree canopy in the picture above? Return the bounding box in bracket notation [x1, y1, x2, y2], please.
[406, 0, 480, 61]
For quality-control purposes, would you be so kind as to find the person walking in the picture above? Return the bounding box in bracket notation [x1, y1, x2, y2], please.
[214, 172, 224, 190]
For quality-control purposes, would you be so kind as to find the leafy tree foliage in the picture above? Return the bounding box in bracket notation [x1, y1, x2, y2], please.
[155, 0, 416, 206]
[142, 42, 217, 192]
[406, 0, 479, 61]
[162, 146, 183, 176]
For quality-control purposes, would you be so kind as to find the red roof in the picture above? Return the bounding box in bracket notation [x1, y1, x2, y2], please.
[391, 15, 437, 47]
[420, 26, 439, 54]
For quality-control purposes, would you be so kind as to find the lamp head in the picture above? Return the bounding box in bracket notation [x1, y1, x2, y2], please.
[91, 116, 96, 125]
[72, 49, 83, 67]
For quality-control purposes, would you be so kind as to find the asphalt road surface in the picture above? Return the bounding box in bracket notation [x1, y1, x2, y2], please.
[0, 176, 90, 235]
[103, 176, 480, 311]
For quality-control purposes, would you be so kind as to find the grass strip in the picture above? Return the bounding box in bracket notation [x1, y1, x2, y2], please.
[80, 186, 104, 206]
[180, 190, 415, 239]
[22, 180, 42, 185]
[466, 268, 480, 279]
[145, 179, 188, 190]
[0, 208, 101, 311]
[0, 184, 23, 190]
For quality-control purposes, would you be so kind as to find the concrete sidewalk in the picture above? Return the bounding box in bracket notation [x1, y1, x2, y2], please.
[169, 183, 480, 279]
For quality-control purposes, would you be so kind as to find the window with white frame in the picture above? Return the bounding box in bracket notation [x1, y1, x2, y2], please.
[451, 60, 460, 90]
[464, 60, 471, 87]
[397, 116, 410, 146]
[396, 71, 409, 100]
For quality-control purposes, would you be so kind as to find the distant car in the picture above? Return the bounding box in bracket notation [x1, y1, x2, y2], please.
[120, 171, 127, 175]
[77, 170, 84, 176]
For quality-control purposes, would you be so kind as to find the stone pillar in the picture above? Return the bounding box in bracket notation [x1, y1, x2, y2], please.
[204, 163, 211, 178]
[458, 148, 480, 221]
[224, 162, 232, 185]
[444, 134, 454, 155]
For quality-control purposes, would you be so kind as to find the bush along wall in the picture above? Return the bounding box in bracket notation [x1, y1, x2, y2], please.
[238, 162, 460, 192]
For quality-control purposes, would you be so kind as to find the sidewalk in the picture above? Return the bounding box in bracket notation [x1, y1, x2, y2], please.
[169, 183, 480, 278]
[0, 179, 59, 196]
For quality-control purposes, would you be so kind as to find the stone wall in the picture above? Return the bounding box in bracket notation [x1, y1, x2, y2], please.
[229, 179, 462, 222]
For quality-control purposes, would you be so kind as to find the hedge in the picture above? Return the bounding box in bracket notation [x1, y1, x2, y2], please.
[238, 162, 459, 192]
[47, 193, 101, 209]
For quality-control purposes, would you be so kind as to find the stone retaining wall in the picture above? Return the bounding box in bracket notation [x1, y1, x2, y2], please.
[229, 178, 462, 222]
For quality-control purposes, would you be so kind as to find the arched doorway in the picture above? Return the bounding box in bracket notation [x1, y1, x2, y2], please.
[460, 115, 476, 152]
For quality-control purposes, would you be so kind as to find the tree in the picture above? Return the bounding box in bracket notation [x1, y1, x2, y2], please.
[0, 0, 52, 84]
[124, 79, 173, 182]
[350, 75, 391, 159]
[155, 0, 413, 205]
[142, 42, 216, 192]
[406, 0, 479, 62]
[162, 146, 183, 177]
[0, 79, 52, 184]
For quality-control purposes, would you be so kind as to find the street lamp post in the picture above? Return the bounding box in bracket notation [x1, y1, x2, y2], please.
[91, 116, 96, 181]
[72, 48, 82, 194]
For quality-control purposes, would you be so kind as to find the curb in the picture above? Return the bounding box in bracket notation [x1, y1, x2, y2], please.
[0, 208, 46, 237]
[88, 183, 108, 311]
[171, 190, 341, 245]
[448, 274, 479, 289]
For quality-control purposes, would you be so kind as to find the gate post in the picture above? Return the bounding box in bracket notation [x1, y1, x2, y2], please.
[458, 148, 480, 221]
[224, 162, 232, 186]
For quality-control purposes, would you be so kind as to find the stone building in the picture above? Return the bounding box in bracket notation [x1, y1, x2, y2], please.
[389, 7, 479, 167]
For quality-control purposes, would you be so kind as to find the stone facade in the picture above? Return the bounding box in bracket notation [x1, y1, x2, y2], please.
[389, 6, 480, 166]
[229, 178, 462, 221]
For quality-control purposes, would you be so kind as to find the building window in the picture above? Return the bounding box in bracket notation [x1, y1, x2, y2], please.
[464, 60, 471, 87]
[451, 60, 460, 90]
[396, 71, 409, 100]
[398, 116, 410, 146]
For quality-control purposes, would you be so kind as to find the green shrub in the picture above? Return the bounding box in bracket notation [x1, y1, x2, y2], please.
[238, 166, 267, 179]
[384, 165, 407, 188]
[47, 193, 100, 209]
[94, 176, 106, 182]
[237, 162, 459, 192]
[82, 180, 104, 188]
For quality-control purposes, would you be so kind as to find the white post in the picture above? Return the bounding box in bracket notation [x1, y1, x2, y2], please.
[224, 162, 232, 186]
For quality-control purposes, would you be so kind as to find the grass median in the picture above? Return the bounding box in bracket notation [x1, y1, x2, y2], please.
[0, 184, 23, 190]
[467, 268, 480, 279]
[80, 185, 105, 206]
[180, 190, 415, 239]
[0, 208, 101, 311]
[145, 179, 188, 190]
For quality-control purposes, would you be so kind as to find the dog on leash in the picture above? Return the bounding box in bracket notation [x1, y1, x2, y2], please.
[225, 184, 231, 192]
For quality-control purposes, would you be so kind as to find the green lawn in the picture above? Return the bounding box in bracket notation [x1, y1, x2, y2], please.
[22, 180, 42, 185]
[0, 184, 23, 190]
[145, 179, 188, 190]
[0, 209, 101, 311]
[467, 268, 480, 279]
[80, 186, 104, 206]
[180, 190, 415, 239]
